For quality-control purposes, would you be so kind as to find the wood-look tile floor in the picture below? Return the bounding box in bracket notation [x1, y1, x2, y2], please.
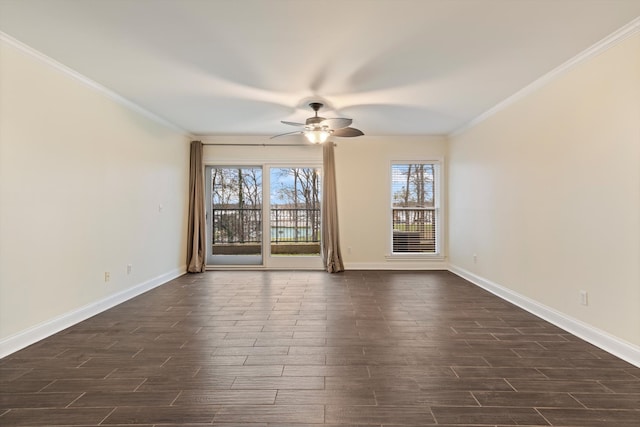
[1, 270, 639, 426]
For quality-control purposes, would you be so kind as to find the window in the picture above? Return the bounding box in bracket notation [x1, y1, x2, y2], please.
[391, 162, 440, 255]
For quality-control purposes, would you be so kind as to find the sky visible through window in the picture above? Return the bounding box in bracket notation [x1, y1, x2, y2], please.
[270, 168, 321, 207]
[210, 167, 320, 206]
[392, 164, 434, 208]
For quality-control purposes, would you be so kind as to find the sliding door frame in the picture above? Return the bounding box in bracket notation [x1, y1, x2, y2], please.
[265, 162, 323, 270]
[204, 161, 323, 270]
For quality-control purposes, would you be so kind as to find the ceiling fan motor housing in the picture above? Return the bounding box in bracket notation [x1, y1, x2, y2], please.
[306, 116, 325, 125]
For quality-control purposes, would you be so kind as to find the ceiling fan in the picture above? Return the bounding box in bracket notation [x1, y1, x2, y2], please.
[272, 102, 364, 143]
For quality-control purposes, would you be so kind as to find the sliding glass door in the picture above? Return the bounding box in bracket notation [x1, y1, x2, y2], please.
[269, 167, 321, 263]
[205, 166, 263, 265]
[205, 165, 322, 269]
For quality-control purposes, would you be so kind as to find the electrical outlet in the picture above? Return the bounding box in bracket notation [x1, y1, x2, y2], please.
[579, 290, 588, 306]
[104, 272, 110, 282]
[473, 253, 477, 263]
[126, 264, 132, 275]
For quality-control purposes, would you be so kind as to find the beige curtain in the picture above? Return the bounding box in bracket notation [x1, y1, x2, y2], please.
[187, 141, 206, 273]
[322, 143, 345, 273]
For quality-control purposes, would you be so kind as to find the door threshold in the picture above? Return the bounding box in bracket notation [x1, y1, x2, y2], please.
[205, 265, 324, 271]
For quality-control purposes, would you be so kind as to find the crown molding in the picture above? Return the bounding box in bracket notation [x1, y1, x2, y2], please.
[450, 16, 640, 138]
[0, 31, 191, 136]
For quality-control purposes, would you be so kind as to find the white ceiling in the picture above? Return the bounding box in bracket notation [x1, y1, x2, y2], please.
[1, 0, 639, 137]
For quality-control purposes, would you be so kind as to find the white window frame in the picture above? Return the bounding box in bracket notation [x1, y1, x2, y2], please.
[387, 160, 444, 260]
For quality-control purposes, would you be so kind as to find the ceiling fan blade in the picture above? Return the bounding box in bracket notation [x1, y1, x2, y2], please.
[332, 127, 364, 137]
[270, 131, 304, 139]
[281, 121, 305, 127]
[321, 117, 352, 129]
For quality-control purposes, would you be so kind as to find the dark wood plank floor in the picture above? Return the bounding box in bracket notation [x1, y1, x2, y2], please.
[1, 270, 639, 426]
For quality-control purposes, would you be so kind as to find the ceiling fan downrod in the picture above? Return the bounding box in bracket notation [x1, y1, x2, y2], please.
[309, 102, 323, 116]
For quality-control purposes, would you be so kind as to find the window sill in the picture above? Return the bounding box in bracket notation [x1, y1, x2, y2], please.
[385, 253, 446, 262]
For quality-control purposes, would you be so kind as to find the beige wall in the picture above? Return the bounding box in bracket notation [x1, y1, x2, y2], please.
[448, 33, 640, 346]
[202, 136, 322, 164]
[335, 136, 448, 269]
[0, 39, 190, 343]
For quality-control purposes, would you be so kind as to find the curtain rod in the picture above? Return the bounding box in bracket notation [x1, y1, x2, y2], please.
[201, 143, 334, 147]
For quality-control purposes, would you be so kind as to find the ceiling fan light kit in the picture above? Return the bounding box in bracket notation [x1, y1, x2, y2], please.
[305, 128, 332, 144]
[272, 102, 364, 143]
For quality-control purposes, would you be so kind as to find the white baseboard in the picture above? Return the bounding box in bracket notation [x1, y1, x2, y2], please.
[0, 266, 187, 358]
[345, 261, 448, 270]
[448, 264, 640, 368]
